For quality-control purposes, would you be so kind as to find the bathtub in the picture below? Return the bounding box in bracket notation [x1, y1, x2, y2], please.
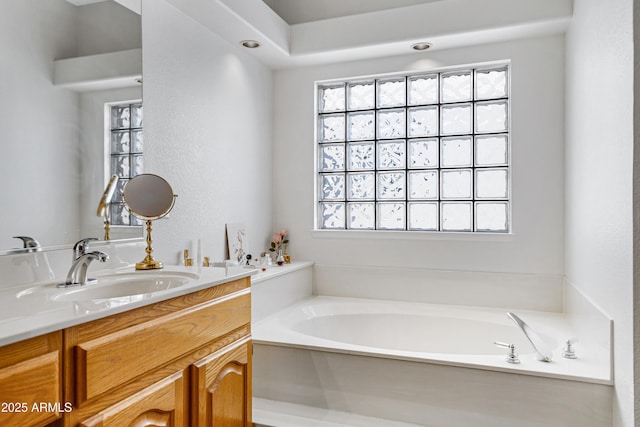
[252, 296, 613, 426]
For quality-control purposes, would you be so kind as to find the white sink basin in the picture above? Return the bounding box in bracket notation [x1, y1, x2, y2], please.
[51, 271, 199, 302]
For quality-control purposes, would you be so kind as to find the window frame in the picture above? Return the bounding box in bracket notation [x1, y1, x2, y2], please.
[314, 62, 512, 235]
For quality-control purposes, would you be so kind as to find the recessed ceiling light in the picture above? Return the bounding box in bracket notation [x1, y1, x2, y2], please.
[241, 40, 261, 49]
[411, 42, 432, 51]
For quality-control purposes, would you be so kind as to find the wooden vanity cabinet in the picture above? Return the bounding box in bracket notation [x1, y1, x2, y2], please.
[0, 331, 63, 427]
[61, 276, 252, 427]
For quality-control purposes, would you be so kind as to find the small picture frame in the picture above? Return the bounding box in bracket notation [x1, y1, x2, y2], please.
[226, 223, 246, 264]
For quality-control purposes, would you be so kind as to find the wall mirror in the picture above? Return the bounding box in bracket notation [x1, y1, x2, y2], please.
[0, 0, 142, 255]
[123, 174, 177, 270]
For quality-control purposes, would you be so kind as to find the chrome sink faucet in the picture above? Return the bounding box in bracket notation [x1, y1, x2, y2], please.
[58, 238, 108, 288]
[507, 312, 553, 362]
[59, 251, 109, 287]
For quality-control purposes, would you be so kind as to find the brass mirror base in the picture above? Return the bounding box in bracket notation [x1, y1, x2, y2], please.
[103, 219, 111, 241]
[135, 257, 163, 270]
[135, 219, 163, 271]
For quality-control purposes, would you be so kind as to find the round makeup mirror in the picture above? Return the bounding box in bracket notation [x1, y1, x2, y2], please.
[123, 174, 176, 220]
[123, 174, 177, 270]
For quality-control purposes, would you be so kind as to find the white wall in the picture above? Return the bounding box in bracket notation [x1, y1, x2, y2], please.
[273, 35, 565, 275]
[564, 0, 634, 425]
[141, 0, 273, 265]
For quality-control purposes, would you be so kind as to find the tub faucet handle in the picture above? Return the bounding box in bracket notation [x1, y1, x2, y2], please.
[494, 341, 520, 364]
[562, 338, 578, 359]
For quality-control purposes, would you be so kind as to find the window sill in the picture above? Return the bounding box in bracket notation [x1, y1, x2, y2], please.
[311, 229, 514, 242]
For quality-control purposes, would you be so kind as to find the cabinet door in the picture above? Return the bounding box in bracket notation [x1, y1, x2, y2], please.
[78, 371, 186, 427]
[191, 339, 252, 427]
[0, 332, 61, 427]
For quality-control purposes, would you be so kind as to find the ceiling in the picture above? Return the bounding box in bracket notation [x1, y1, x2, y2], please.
[261, 0, 441, 25]
[75, 0, 571, 69]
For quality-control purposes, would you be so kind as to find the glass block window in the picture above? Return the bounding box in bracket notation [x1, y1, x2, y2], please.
[109, 102, 144, 226]
[316, 65, 509, 232]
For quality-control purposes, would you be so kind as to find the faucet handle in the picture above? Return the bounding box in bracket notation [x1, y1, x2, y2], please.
[73, 237, 99, 257]
[562, 338, 578, 359]
[494, 341, 520, 364]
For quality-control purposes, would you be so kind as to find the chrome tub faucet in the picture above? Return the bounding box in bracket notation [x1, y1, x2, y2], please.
[507, 312, 553, 362]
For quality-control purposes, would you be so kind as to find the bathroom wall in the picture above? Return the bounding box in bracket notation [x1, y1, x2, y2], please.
[141, 0, 273, 264]
[564, 0, 635, 424]
[272, 35, 565, 276]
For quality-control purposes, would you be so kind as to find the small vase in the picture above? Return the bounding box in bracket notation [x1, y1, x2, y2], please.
[276, 249, 285, 266]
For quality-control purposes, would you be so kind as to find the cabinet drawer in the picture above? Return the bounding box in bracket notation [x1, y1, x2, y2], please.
[0, 351, 61, 427]
[75, 291, 250, 403]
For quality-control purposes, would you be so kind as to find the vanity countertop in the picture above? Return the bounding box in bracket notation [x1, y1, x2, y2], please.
[0, 265, 255, 347]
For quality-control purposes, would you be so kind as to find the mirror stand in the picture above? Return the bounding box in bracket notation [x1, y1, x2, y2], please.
[97, 175, 119, 241]
[136, 219, 163, 270]
[123, 174, 176, 271]
[103, 211, 112, 241]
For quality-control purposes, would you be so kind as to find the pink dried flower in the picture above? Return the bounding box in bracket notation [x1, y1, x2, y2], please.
[269, 229, 290, 252]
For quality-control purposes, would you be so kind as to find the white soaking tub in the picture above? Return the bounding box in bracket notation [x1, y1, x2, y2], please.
[252, 296, 613, 427]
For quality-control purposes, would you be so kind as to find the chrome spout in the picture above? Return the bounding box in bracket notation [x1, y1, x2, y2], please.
[59, 251, 108, 288]
[507, 312, 553, 362]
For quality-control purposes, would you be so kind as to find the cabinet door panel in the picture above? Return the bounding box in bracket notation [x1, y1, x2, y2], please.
[79, 371, 186, 427]
[192, 339, 252, 426]
[0, 351, 61, 427]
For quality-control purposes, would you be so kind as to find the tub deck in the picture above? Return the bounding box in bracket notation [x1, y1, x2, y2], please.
[253, 295, 611, 385]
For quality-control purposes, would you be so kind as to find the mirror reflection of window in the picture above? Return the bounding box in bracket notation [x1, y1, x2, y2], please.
[108, 102, 144, 226]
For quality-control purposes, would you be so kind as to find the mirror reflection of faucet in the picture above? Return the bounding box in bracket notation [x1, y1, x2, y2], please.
[13, 236, 41, 252]
[10, 237, 54, 282]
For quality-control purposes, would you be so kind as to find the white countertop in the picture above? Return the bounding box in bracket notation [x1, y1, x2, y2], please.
[250, 261, 314, 284]
[0, 265, 255, 347]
